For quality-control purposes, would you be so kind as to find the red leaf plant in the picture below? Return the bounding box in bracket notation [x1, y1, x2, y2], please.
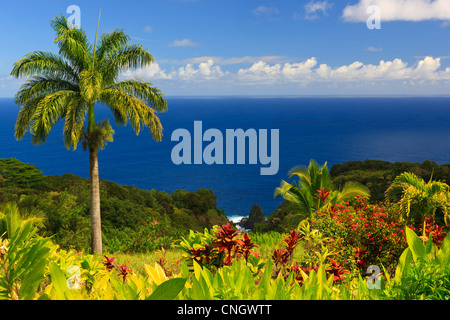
[315, 187, 331, 203]
[272, 248, 289, 267]
[117, 263, 132, 283]
[284, 229, 302, 257]
[103, 255, 116, 271]
[213, 221, 241, 266]
[326, 258, 351, 282]
[236, 233, 258, 262]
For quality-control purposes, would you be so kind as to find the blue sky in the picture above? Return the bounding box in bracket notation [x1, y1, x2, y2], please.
[1, 0, 450, 96]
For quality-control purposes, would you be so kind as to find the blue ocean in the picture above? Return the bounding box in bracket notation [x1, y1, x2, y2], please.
[1, 96, 450, 220]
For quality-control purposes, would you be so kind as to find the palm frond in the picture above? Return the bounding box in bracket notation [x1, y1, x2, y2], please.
[81, 119, 115, 151]
[10, 51, 78, 82]
[99, 88, 163, 141]
[20, 90, 80, 144]
[334, 181, 370, 203]
[107, 80, 167, 112]
[101, 44, 154, 85]
[288, 165, 311, 189]
[51, 15, 91, 72]
[14, 75, 78, 106]
[96, 29, 130, 62]
[63, 97, 87, 150]
[79, 69, 103, 104]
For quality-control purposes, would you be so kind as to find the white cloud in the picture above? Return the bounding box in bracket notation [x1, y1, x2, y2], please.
[143, 25, 153, 33]
[343, 0, 450, 22]
[236, 56, 450, 84]
[183, 55, 285, 65]
[176, 59, 225, 80]
[120, 56, 450, 92]
[169, 39, 199, 47]
[253, 6, 280, 21]
[366, 46, 383, 52]
[304, 0, 333, 20]
[121, 62, 172, 80]
[237, 58, 318, 83]
[253, 6, 280, 16]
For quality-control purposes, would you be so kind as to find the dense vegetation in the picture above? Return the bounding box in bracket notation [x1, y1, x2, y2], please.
[1, 157, 449, 300]
[1, 203, 449, 300]
[257, 159, 450, 233]
[0, 158, 227, 253]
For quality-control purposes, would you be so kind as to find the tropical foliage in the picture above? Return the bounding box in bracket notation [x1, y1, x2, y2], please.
[0, 158, 227, 253]
[274, 159, 370, 219]
[385, 172, 450, 226]
[1, 204, 449, 300]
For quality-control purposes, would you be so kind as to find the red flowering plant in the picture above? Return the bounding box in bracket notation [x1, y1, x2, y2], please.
[422, 217, 448, 248]
[213, 221, 242, 266]
[236, 233, 258, 263]
[312, 195, 408, 276]
[102, 255, 116, 271]
[178, 221, 260, 270]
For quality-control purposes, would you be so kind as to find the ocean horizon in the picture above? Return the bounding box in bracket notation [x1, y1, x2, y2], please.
[2, 96, 450, 221]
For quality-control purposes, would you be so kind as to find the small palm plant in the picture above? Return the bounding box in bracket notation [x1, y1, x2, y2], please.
[10, 14, 167, 254]
[385, 172, 450, 226]
[275, 159, 370, 218]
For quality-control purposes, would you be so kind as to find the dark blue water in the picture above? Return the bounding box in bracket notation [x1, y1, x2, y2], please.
[1, 96, 450, 220]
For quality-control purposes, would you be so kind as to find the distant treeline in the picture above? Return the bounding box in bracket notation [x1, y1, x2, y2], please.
[0, 158, 228, 253]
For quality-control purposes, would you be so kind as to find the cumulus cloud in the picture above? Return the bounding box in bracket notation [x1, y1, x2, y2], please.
[366, 46, 383, 52]
[236, 56, 450, 83]
[169, 38, 199, 47]
[120, 56, 450, 90]
[253, 6, 280, 20]
[304, 0, 333, 20]
[253, 6, 280, 16]
[184, 56, 285, 66]
[121, 62, 172, 80]
[176, 59, 226, 80]
[237, 58, 318, 83]
[343, 0, 450, 22]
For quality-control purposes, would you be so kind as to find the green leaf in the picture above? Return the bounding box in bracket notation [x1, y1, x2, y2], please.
[49, 262, 69, 300]
[424, 235, 435, 257]
[436, 233, 450, 265]
[405, 226, 425, 262]
[146, 277, 187, 300]
[394, 248, 412, 284]
[20, 257, 49, 300]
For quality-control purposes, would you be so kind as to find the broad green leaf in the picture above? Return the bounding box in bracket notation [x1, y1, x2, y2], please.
[405, 227, 425, 262]
[49, 261, 69, 300]
[260, 259, 272, 291]
[436, 233, 450, 265]
[19, 245, 50, 300]
[424, 235, 435, 257]
[190, 277, 207, 300]
[394, 248, 412, 284]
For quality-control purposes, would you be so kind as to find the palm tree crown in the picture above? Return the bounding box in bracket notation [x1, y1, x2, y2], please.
[10, 14, 168, 254]
[11, 15, 167, 149]
[386, 172, 450, 226]
[275, 159, 370, 217]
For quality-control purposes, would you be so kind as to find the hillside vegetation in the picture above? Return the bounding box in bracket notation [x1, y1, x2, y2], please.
[0, 158, 227, 253]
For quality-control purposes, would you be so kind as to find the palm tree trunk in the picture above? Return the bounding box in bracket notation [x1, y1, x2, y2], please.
[89, 145, 102, 254]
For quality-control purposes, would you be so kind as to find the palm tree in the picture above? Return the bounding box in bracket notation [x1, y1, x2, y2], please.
[10, 14, 167, 254]
[274, 159, 370, 217]
[385, 172, 449, 226]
